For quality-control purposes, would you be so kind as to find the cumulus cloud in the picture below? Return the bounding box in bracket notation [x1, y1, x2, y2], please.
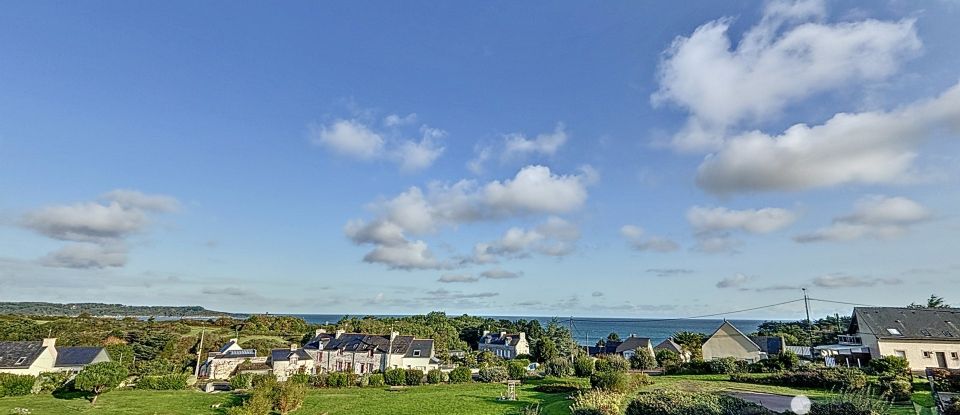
[21, 190, 178, 269]
[812, 273, 903, 288]
[346, 166, 595, 270]
[480, 269, 522, 279]
[697, 82, 960, 193]
[687, 206, 798, 234]
[620, 225, 679, 253]
[503, 123, 568, 159]
[311, 115, 446, 171]
[438, 274, 480, 283]
[653, 0, 921, 151]
[795, 195, 931, 242]
[716, 273, 751, 288]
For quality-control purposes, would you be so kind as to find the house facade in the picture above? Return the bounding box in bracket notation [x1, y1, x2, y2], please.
[702, 321, 764, 362]
[0, 338, 109, 375]
[269, 345, 314, 381]
[822, 307, 960, 371]
[201, 338, 266, 380]
[304, 329, 439, 374]
[478, 331, 529, 359]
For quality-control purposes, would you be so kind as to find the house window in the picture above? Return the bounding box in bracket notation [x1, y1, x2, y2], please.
[887, 328, 902, 335]
[413, 350, 421, 357]
[952, 352, 959, 360]
[923, 351, 932, 358]
[895, 350, 906, 359]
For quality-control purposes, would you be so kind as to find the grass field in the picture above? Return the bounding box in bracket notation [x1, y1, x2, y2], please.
[0, 374, 933, 414]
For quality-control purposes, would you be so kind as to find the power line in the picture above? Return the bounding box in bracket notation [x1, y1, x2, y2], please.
[808, 298, 881, 307]
[564, 298, 806, 325]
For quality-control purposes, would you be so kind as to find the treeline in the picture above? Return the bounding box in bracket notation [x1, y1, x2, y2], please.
[0, 302, 230, 317]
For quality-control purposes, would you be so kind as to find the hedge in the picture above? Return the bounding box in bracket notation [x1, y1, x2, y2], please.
[136, 373, 189, 390]
[449, 367, 472, 383]
[730, 367, 867, 390]
[0, 373, 35, 397]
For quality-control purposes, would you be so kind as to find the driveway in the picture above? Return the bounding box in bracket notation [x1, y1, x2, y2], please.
[725, 391, 798, 413]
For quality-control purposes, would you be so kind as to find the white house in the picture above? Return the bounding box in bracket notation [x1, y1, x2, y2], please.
[478, 331, 529, 359]
[304, 329, 439, 374]
[701, 321, 764, 363]
[0, 338, 109, 376]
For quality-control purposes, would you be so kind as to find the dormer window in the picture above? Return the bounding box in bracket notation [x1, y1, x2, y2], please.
[887, 328, 902, 335]
[413, 350, 421, 357]
[15, 357, 26, 365]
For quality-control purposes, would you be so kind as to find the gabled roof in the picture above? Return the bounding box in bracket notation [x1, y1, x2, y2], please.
[270, 349, 312, 362]
[218, 339, 242, 354]
[705, 321, 761, 352]
[55, 347, 106, 367]
[0, 341, 45, 369]
[305, 332, 434, 356]
[480, 333, 524, 347]
[853, 307, 960, 340]
[654, 338, 683, 353]
[749, 336, 784, 354]
[613, 336, 652, 354]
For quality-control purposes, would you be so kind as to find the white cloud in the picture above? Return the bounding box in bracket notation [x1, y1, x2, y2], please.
[466, 146, 492, 175]
[470, 216, 581, 262]
[693, 234, 743, 254]
[795, 195, 931, 242]
[716, 273, 751, 288]
[654, 0, 921, 151]
[393, 127, 445, 172]
[697, 81, 960, 194]
[312, 119, 385, 160]
[481, 269, 522, 279]
[687, 206, 798, 234]
[484, 165, 593, 215]
[812, 273, 902, 288]
[503, 123, 568, 158]
[102, 189, 180, 212]
[363, 239, 445, 270]
[384, 113, 417, 127]
[619, 225, 679, 253]
[39, 243, 127, 269]
[438, 274, 479, 283]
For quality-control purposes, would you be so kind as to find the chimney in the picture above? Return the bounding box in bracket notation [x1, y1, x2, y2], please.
[290, 343, 298, 351]
[315, 329, 326, 336]
[390, 331, 399, 341]
[519, 332, 526, 341]
[229, 338, 238, 343]
[42, 338, 57, 348]
[499, 331, 506, 339]
[335, 329, 345, 339]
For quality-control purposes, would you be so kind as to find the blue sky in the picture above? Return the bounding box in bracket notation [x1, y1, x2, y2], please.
[1, 0, 959, 319]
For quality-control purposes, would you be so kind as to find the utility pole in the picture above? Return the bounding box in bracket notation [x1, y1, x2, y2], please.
[803, 288, 814, 359]
[194, 327, 205, 377]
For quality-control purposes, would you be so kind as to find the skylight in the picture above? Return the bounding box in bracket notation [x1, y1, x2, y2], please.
[887, 328, 902, 335]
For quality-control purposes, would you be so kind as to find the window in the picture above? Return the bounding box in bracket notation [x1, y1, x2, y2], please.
[413, 350, 421, 357]
[895, 350, 906, 359]
[952, 352, 959, 360]
[15, 357, 26, 365]
[923, 351, 932, 358]
[887, 328, 902, 335]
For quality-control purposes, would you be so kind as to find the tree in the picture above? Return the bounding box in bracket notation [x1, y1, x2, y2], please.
[671, 331, 705, 361]
[606, 332, 621, 342]
[536, 338, 559, 362]
[630, 348, 657, 370]
[909, 294, 951, 309]
[75, 362, 128, 404]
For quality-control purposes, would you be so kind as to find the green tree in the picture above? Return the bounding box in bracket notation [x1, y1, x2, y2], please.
[630, 348, 657, 370]
[671, 331, 705, 361]
[606, 332, 621, 342]
[75, 362, 128, 404]
[536, 338, 559, 362]
[909, 294, 951, 309]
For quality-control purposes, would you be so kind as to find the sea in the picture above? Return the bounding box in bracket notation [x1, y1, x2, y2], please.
[288, 314, 765, 346]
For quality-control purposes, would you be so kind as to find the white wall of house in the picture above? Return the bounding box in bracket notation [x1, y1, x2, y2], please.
[876, 340, 960, 371]
[702, 324, 762, 362]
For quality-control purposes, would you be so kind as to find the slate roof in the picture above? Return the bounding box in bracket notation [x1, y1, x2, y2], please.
[304, 332, 434, 356]
[748, 336, 784, 355]
[654, 338, 684, 354]
[613, 336, 652, 354]
[480, 333, 524, 346]
[270, 349, 313, 362]
[219, 349, 256, 359]
[218, 339, 240, 353]
[54, 347, 105, 367]
[0, 341, 45, 369]
[853, 307, 960, 340]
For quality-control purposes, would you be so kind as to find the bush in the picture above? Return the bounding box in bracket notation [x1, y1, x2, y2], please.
[595, 355, 629, 373]
[544, 357, 573, 377]
[385, 368, 406, 386]
[478, 366, 509, 383]
[574, 356, 595, 377]
[136, 373, 189, 390]
[533, 383, 582, 393]
[508, 361, 527, 380]
[730, 367, 867, 390]
[326, 371, 355, 388]
[0, 373, 36, 397]
[666, 360, 712, 375]
[227, 389, 273, 415]
[626, 390, 775, 415]
[427, 369, 443, 384]
[75, 362, 128, 404]
[880, 376, 912, 402]
[570, 389, 626, 415]
[251, 373, 277, 389]
[230, 373, 253, 390]
[630, 349, 657, 370]
[449, 366, 471, 383]
[287, 373, 310, 385]
[273, 382, 306, 414]
[405, 369, 423, 386]
[590, 370, 629, 392]
[709, 357, 742, 374]
[629, 373, 653, 389]
[869, 355, 910, 377]
[944, 397, 960, 415]
[35, 371, 71, 393]
[368, 373, 385, 387]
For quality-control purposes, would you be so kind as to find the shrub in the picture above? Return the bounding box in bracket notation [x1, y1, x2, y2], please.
[880, 376, 912, 402]
[628, 373, 653, 389]
[626, 390, 775, 415]
[309, 373, 327, 388]
[709, 357, 742, 374]
[570, 389, 626, 415]
[449, 366, 471, 383]
[517, 404, 542, 415]
[730, 367, 867, 390]
[590, 370, 629, 392]
[655, 350, 681, 369]
[630, 349, 657, 370]
[0, 373, 36, 397]
[230, 373, 252, 390]
[384, 368, 406, 386]
[944, 397, 960, 415]
[508, 361, 527, 380]
[273, 382, 306, 414]
[326, 371, 355, 388]
[74, 362, 128, 404]
[368, 373, 385, 387]
[869, 355, 910, 377]
[136, 373, 189, 390]
[427, 369, 443, 384]
[227, 389, 273, 415]
[574, 356, 595, 377]
[251, 373, 277, 389]
[533, 383, 582, 393]
[34, 371, 70, 393]
[478, 366, 509, 383]
[544, 357, 573, 377]
[287, 373, 310, 385]
[405, 369, 424, 386]
[595, 355, 629, 373]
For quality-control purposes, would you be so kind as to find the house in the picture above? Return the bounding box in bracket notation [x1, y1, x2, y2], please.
[304, 329, 440, 374]
[269, 344, 314, 381]
[587, 335, 654, 359]
[478, 331, 529, 359]
[654, 338, 690, 362]
[200, 338, 265, 379]
[701, 321, 766, 363]
[818, 307, 960, 371]
[0, 338, 109, 375]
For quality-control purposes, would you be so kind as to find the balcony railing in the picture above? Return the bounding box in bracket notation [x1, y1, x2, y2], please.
[838, 335, 862, 345]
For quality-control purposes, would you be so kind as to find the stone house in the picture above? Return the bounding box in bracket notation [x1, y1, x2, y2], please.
[200, 338, 266, 380]
[304, 329, 440, 374]
[0, 338, 109, 376]
[478, 331, 529, 359]
[269, 344, 314, 381]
